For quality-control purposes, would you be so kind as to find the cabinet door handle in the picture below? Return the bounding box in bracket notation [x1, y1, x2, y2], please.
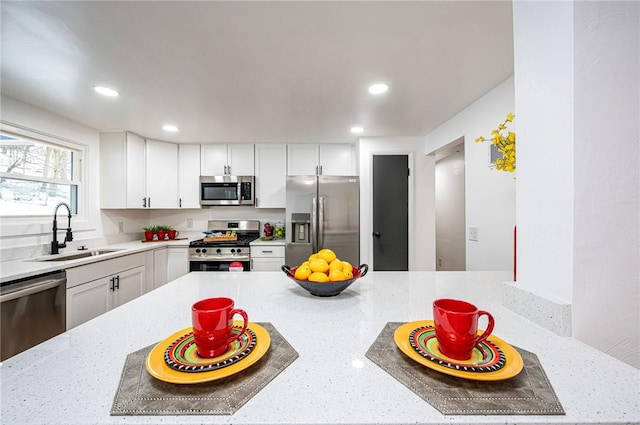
[109, 277, 115, 291]
[148, 198, 150, 208]
[255, 197, 258, 207]
[115, 275, 120, 290]
[143, 197, 147, 208]
[179, 198, 182, 208]
[319, 165, 323, 175]
[227, 165, 231, 175]
[262, 250, 273, 254]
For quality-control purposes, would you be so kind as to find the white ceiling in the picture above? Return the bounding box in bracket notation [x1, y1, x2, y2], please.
[0, 1, 514, 144]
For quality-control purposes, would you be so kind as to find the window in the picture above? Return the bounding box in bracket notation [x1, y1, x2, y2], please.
[0, 129, 83, 217]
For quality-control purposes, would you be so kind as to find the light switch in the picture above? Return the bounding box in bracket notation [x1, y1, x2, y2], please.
[468, 226, 479, 242]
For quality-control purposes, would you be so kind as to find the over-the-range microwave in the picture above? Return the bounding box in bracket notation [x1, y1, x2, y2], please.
[199, 176, 254, 206]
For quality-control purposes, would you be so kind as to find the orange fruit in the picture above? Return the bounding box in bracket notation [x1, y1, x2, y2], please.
[344, 269, 353, 279]
[329, 269, 346, 282]
[308, 272, 330, 282]
[294, 264, 312, 280]
[317, 249, 337, 263]
[308, 253, 318, 262]
[341, 261, 353, 273]
[309, 258, 329, 273]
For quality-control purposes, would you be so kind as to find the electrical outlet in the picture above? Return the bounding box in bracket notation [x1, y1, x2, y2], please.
[468, 226, 479, 242]
[118, 221, 124, 234]
[187, 219, 193, 229]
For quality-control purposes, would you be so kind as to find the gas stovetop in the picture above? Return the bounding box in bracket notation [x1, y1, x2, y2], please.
[189, 220, 260, 248]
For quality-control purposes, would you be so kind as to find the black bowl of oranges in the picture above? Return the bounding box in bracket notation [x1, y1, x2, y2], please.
[281, 249, 368, 297]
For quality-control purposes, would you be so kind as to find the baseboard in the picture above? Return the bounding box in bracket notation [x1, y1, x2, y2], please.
[502, 281, 572, 336]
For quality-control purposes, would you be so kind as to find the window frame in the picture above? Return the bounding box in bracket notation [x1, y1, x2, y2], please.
[0, 122, 86, 222]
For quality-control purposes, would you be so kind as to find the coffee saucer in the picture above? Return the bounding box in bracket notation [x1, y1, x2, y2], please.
[394, 320, 523, 381]
[146, 321, 270, 384]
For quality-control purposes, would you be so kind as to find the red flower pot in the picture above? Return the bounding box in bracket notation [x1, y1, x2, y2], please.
[157, 230, 167, 240]
[144, 231, 155, 241]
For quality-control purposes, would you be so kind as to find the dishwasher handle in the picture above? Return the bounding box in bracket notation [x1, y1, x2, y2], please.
[0, 277, 66, 303]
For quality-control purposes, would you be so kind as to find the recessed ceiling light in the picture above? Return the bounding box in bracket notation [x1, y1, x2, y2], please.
[350, 126, 364, 134]
[93, 86, 119, 97]
[368, 83, 388, 95]
[163, 124, 179, 132]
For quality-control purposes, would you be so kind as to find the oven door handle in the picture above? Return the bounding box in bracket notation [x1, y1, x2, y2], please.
[189, 255, 251, 262]
[0, 278, 65, 303]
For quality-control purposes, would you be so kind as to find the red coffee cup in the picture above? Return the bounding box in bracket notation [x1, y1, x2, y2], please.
[433, 298, 495, 360]
[168, 229, 179, 239]
[191, 297, 248, 358]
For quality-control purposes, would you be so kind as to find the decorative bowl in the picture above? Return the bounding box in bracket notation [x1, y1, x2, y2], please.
[281, 264, 368, 297]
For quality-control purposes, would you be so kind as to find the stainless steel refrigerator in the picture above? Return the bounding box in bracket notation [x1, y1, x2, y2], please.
[286, 176, 359, 267]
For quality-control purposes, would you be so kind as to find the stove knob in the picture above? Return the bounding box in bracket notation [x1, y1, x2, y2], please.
[230, 248, 236, 253]
[195, 249, 201, 254]
[216, 248, 221, 254]
[202, 249, 207, 254]
[236, 248, 242, 254]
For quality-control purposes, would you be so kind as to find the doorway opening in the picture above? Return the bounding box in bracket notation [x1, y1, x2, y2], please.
[434, 138, 466, 271]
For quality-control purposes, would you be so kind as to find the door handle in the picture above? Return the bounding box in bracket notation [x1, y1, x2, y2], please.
[109, 277, 115, 291]
[373, 232, 381, 237]
[114, 275, 120, 290]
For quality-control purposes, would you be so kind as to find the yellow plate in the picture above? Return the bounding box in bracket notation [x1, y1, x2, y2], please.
[394, 320, 524, 381]
[146, 321, 271, 384]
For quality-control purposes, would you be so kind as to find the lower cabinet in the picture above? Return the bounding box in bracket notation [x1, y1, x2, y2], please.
[66, 253, 146, 329]
[167, 247, 189, 282]
[153, 248, 168, 289]
[250, 244, 285, 271]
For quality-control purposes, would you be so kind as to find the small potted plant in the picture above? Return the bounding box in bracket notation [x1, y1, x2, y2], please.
[143, 226, 156, 242]
[167, 226, 179, 240]
[156, 225, 170, 241]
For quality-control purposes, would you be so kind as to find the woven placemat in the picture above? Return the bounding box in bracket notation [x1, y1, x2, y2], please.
[366, 322, 565, 416]
[111, 322, 298, 416]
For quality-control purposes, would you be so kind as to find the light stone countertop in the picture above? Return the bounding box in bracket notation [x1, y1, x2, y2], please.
[0, 236, 198, 284]
[249, 238, 286, 246]
[1, 271, 638, 425]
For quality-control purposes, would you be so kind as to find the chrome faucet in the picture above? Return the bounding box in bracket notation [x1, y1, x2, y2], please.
[51, 202, 73, 255]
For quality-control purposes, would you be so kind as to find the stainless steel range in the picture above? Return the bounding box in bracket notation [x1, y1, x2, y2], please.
[189, 220, 260, 272]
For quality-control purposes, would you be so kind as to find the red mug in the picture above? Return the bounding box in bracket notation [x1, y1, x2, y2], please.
[191, 297, 249, 358]
[168, 229, 179, 239]
[433, 298, 495, 360]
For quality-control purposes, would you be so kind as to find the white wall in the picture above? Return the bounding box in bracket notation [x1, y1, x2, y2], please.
[424, 77, 516, 271]
[435, 149, 466, 271]
[0, 95, 105, 250]
[357, 137, 435, 270]
[513, 1, 575, 304]
[513, 1, 639, 369]
[572, 1, 640, 369]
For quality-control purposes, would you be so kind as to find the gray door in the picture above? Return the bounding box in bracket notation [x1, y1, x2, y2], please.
[372, 155, 408, 270]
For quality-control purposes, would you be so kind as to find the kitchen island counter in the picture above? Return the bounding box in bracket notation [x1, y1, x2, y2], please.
[1, 271, 638, 424]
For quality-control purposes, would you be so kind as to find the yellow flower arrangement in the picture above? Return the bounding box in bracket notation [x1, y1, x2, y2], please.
[475, 113, 516, 172]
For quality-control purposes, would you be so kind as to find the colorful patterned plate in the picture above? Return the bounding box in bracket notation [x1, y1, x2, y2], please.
[146, 321, 270, 384]
[394, 320, 523, 381]
[409, 325, 505, 373]
[163, 327, 257, 372]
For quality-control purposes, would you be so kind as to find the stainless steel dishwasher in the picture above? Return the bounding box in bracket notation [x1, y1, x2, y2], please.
[1, 270, 66, 361]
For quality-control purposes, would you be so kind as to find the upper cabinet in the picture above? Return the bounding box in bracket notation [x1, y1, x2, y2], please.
[100, 132, 146, 209]
[201, 144, 254, 176]
[287, 144, 356, 176]
[146, 139, 178, 209]
[254, 144, 287, 208]
[100, 132, 180, 209]
[178, 144, 201, 208]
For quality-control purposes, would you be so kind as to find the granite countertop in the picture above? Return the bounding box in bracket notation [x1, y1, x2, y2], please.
[0, 237, 196, 284]
[1, 271, 638, 424]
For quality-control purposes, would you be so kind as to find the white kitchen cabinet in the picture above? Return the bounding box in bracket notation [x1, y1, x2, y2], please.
[287, 144, 355, 176]
[201, 144, 254, 176]
[146, 139, 179, 208]
[100, 132, 146, 208]
[153, 248, 168, 288]
[167, 246, 189, 282]
[66, 253, 146, 329]
[250, 244, 285, 271]
[178, 144, 201, 208]
[100, 132, 181, 209]
[254, 144, 287, 208]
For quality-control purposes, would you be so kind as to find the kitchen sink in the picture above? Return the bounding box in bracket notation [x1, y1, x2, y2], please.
[30, 249, 124, 262]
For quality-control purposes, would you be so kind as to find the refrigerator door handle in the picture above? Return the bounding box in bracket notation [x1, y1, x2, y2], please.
[318, 196, 325, 249]
[312, 196, 318, 251]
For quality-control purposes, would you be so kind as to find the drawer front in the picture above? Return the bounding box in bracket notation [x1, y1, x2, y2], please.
[250, 246, 285, 258]
[251, 257, 285, 271]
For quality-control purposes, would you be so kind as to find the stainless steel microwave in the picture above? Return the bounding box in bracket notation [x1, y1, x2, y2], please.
[199, 176, 254, 206]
